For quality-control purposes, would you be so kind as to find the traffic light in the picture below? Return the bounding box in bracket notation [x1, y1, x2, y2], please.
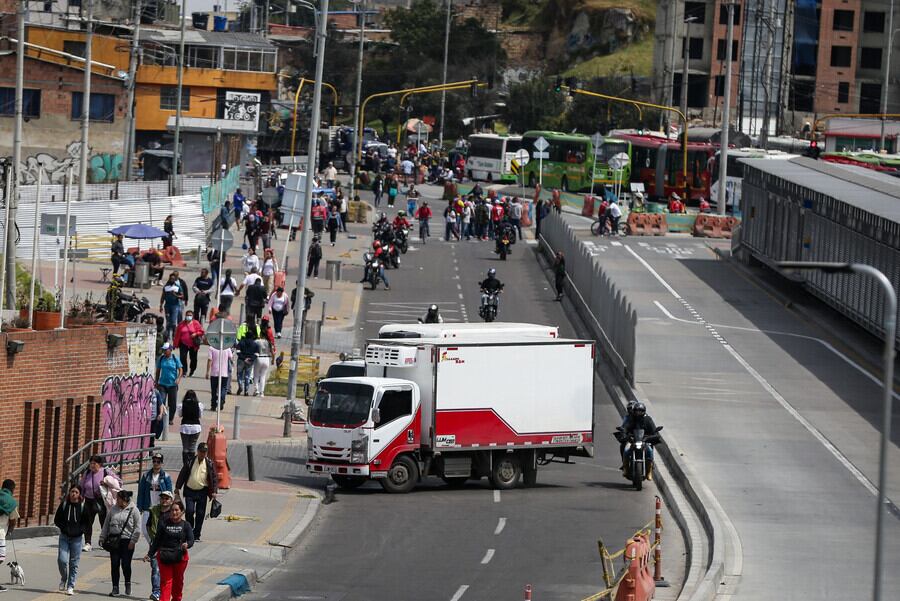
[554, 76, 562, 93]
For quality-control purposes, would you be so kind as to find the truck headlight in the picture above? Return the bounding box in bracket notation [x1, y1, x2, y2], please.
[351, 436, 367, 464]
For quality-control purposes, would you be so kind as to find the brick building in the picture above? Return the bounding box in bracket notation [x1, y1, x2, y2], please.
[0, 324, 156, 526]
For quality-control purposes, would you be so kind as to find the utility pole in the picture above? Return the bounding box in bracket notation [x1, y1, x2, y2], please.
[124, 0, 142, 180]
[663, 0, 678, 133]
[285, 0, 330, 420]
[349, 0, 366, 203]
[6, 0, 25, 310]
[759, 0, 776, 149]
[680, 16, 697, 130]
[172, 0, 187, 194]
[881, 0, 895, 152]
[717, 0, 737, 216]
[78, 0, 94, 202]
[438, 0, 452, 147]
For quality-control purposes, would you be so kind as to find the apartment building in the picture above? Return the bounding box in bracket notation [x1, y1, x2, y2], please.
[653, 0, 898, 137]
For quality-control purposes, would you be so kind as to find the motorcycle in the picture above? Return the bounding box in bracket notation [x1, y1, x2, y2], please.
[384, 240, 401, 269]
[497, 232, 512, 260]
[101, 289, 151, 322]
[364, 252, 384, 290]
[395, 227, 409, 254]
[478, 286, 503, 322]
[616, 426, 663, 491]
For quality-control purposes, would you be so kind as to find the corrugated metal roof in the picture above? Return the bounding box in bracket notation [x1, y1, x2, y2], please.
[740, 157, 900, 223]
[140, 28, 275, 49]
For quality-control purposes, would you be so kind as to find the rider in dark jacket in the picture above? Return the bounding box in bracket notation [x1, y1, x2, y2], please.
[617, 402, 659, 468]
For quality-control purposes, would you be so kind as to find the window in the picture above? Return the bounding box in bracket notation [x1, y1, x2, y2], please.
[860, 47, 883, 69]
[719, 4, 740, 25]
[63, 41, 86, 58]
[716, 39, 739, 61]
[833, 10, 854, 31]
[222, 48, 277, 72]
[375, 389, 412, 428]
[689, 37, 704, 60]
[684, 2, 705, 23]
[859, 82, 882, 113]
[186, 46, 218, 69]
[0, 88, 40, 117]
[863, 11, 885, 33]
[159, 87, 190, 111]
[838, 81, 850, 103]
[830, 46, 852, 67]
[789, 80, 815, 112]
[71, 92, 115, 122]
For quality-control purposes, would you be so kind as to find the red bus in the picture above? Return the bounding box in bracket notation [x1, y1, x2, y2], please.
[617, 134, 715, 202]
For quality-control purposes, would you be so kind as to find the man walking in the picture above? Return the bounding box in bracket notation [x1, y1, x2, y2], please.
[175, 443, 217, 541]
[510, 197, 523, 241]
[0, 479, 18, 593]
[155, 343, 183, 426]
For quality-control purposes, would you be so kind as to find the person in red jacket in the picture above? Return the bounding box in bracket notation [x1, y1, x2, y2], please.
[393, 210, 411, 231]
[415, 201, 432, 242]
[174, 311, 204, 377]
[668, 193, 685, 214]
[489, 200, 504, 239]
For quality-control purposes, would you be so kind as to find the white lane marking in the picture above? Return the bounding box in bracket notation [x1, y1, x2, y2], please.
[459, 293, 465, 300]
[653, 301, 900, 402]
[369, 301, 461, 306]
[632, 251, 884, 499]
[494, 517, 507, 535]
[457, 283, 462, 290]
[610, 240, 623, 246]
[450, 585, 469, 601]
[480, 548, 495, 564]
[493, 490, 501, 503]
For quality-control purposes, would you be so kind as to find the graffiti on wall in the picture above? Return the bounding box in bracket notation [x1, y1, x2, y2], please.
[126, 325, 156, 376]
[100, 374, 155, 460]
[20, 141, 123, 184]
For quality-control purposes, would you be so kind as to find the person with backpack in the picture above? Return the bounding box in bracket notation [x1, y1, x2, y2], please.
[307, 236, 323, 278]
[54, 484, 91, 595]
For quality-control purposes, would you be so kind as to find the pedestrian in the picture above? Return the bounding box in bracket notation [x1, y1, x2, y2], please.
[311, 199, 326, 234]
[137, 452, 173, 554]
[233, 189, 245, 229]
[260, 316, 276, 351]
[155, 343, 184, 426]
[174, 310, 204, 377]
[241, 247, 260, 276]
[99, 489, 140, 598]
[261, 249, 278, 293]
[372, 174, 384, 207]
[326, 204, 339, 246]
[444, 204, 459, 241]
[387, 177, 399, 207]
[207, 342, 233, 411]
[307, 236, 322, 278]
[267, 286, 291, 338]
[0, 479, 18, 593]
[235, 317, 258, 396]
[192, 268, 214, 324]
[339, 193, 349, 232]
[245, 275, 268, 321]
[535, 197, 546, 238]
[55, 484, 90, 595]
[510, 197, 523, 241]
[462, 200, 473, 240]
[111, 234, 125, 275]
[251, 326, 272, 396]
[475, 200, 490, 240]
[160, 273, 185, 340]
[143, 490, 175, 601]
[78, 457, 112, 551]
[219, 200, 232, 231]
[144, 500, 193, 601]
[177, 390, 203, 466]
[553, 251, 566, 301]
[322, 161, 338, 188]
[206, 247, 221, 284]
[218, 269, 238, 314]
[163, 215, 176, 248]
[175, 443, 217, 542]
[151, 388, 167, 439]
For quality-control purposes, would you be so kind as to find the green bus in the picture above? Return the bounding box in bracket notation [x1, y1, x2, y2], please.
[521, 131, 632, 192]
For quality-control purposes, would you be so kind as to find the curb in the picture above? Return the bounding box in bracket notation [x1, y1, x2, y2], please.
[533, 233, 742, 601]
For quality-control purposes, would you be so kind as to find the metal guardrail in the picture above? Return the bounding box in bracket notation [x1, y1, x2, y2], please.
[61, 433, 156, 498]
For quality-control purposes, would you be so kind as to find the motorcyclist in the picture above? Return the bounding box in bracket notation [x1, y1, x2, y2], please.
[617, 402, 659, 472]
[374, 211, 389, 232]
[494, 217, 517, 255]
[421, 304, 443, 324]
[361, 241, 390, 290]
[479, 268, 504, 310]
[393, 210, 411, 231]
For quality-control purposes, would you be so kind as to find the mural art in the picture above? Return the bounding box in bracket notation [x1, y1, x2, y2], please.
[100, 374, 155, 460]
[224, 91, 261, 130]
[20, 141, 123, 184]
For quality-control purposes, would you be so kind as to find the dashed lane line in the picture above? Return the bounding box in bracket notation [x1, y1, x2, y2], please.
[493, 490, 501, 503]
[494, 517, 507, 535]
[450, 585, 469, 601]
[480, 549, 495, 565]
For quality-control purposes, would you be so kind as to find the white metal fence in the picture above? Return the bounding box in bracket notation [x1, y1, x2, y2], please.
[539, 212, 637, 384]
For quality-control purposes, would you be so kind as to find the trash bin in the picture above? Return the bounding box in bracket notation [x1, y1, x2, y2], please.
[325, 260, 342, 281]
[133, 262, 150, 289]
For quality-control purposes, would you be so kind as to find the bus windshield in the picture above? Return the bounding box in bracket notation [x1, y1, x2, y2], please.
[596, 141, 629, 163]
[468, 137, 505, 159]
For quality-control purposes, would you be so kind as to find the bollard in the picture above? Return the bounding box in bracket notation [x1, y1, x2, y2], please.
[247, 444, 256, 481]
[523, 584, 532, 600]
[196, 245, 201, 265]
[283, 403, 292, 437]
[323, 482, 337, 504]
[232, 406, 241, 440]
[654, 495, 669, 586]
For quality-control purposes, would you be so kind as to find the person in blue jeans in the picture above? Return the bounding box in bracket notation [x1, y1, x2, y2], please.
[54, 484, 91, 595]
[159, 273, 185, 340]
[155, 343, 183, 426]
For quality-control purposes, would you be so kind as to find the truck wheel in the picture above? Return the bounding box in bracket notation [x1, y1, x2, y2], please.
[441, 476, 468, 488]
[332, 475, 367, 490]
[490, 454, 521, 490]
[380, 455, 419, 494]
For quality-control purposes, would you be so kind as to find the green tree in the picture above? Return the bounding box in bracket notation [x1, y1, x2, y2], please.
[501, 77, 567, 133]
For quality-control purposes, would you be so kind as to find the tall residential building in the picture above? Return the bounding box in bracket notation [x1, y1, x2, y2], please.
[653, 0, 899, 137]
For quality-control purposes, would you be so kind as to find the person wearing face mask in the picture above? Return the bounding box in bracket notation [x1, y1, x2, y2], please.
[174, 311, 204, 377]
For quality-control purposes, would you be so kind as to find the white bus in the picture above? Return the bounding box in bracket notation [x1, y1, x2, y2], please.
[709, 149, 797, 213]
[465, 134, 522, 183]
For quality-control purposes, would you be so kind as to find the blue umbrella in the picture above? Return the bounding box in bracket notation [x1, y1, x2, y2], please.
[108, 223, 169, 239]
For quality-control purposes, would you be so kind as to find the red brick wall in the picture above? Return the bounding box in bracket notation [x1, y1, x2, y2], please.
[456, 0, 501, 29]
[0, 325, 139, 526]
[815, 0, 862, 112]
[707, 0, 744, 119]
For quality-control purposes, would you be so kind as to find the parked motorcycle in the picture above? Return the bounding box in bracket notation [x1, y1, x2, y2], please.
[616, 426, 663, 491]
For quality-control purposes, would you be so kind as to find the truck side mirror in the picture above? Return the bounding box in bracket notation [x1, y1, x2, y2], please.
[372, 408, 381, 424]
[656, 426, 663, 432]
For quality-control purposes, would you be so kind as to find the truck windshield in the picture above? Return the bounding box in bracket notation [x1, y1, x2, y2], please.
[309, 382, 374, 427]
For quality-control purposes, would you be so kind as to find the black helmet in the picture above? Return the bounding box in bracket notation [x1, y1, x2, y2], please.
[487, 268, 496, 279]
[632, 402, 646, 418]
[427, 304, 439, 316]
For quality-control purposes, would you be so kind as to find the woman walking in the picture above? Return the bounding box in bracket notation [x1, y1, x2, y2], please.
[252, 328, 273, 396]
[54, 484, 91, 595]
[79, 455, 110, 552]
[261, 249, 278, 294]
[372, 174, 384, 207]
[174, 311, 204, 377]
[326, 204, 340, 246]
[99, 490, 140, 597]
[207, 344, 233, 411]
[267, 286, 291, 338]
[177, 390, 203, 466]
[144, 500, 194, 601]
[387, 176, 399, 208]
[218, 269, 238, 315]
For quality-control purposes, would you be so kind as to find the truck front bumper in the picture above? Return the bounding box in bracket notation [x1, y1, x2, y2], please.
[306, 461, 371, 477]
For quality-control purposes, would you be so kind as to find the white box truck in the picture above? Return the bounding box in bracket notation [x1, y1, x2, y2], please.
[306, 334, 595, 492]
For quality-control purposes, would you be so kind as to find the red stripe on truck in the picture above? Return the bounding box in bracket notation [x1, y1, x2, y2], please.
[435, 409, 592, 447]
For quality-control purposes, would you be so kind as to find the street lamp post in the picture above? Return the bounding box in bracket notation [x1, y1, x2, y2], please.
[880, 0, 897, 152]
[349, 0, 366, 203]
[171, 0, 187, 195]
[438, 0, 452, 147]
[777, 261, 896, 601]
[717, 0, 737, 215]
[679, 15, 698, 131]
[285, 0, 330, 423]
